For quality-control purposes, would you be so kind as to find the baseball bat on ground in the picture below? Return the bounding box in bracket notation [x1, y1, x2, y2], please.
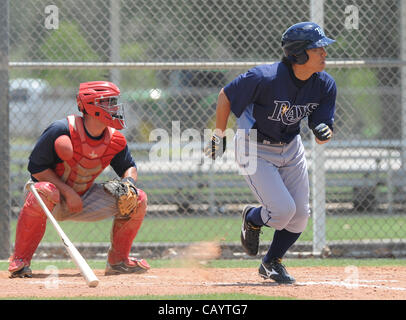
[27, 182, 99, 288]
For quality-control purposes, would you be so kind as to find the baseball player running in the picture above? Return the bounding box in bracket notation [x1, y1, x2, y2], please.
[8, 81, 150, 278]
[206, 22, 336, 283]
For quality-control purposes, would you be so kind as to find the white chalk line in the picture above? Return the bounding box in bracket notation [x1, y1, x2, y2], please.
[25, 277, 406, 292]
[125, 279, 406, 292]
[295, 280, 406, 291]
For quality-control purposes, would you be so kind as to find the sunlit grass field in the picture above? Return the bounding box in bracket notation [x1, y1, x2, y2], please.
[9, 215, 406, 244]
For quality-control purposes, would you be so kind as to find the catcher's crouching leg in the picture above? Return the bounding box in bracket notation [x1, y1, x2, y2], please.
[105, 188, 150, 275]
[9, 182, 60, 278]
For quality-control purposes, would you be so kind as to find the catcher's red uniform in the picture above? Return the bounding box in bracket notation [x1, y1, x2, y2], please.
[9, 82, 150, 277]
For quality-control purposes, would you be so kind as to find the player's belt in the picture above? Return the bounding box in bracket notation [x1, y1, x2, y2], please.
[255, 131, 286, 145]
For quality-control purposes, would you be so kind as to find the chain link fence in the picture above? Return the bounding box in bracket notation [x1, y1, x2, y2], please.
[3, 0, 406, 259]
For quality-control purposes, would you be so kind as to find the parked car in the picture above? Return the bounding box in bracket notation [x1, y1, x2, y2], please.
[9, 78, 76, 137]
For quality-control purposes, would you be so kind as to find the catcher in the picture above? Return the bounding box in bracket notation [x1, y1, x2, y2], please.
[8, 81, 150, 278]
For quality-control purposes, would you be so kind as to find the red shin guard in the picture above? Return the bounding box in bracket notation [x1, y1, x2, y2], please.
[108, 189, 147, 265]
[9, 182, 60, 272]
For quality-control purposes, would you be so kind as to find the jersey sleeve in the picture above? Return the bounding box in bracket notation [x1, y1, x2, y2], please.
[308, 76, 337, 131]
[109, 144, 137, 178]
[28, 119, 70, 175]
[223, 67, 264, 118]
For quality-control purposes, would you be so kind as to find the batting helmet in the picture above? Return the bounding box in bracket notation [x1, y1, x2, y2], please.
[281, 22, 335, 65]
[76, 81, 126, 130]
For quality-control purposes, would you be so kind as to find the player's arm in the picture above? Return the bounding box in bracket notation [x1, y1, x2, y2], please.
[110, 144, 138, 184]
[206, 68, 262, 159]
[214, 88, 231, 137]
[204, 88, 230, 159]
[216, 67, 262, 134]
[32, 168, 83, 213]
[122, 166, 138, 180]
[309, 77, 336, 145]
[28, 120, 83, 213]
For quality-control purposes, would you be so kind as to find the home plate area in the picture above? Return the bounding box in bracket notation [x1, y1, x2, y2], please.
[1, 266, 406, 299]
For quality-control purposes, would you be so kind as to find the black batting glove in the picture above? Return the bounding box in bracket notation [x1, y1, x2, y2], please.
[312, 123, 332, 141]
[204, 134, 226, 160]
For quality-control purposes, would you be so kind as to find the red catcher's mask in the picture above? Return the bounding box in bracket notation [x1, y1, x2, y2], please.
[76, 81, 126, 130]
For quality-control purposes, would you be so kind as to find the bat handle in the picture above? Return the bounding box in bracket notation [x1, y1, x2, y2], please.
[26, 181, 99, 288]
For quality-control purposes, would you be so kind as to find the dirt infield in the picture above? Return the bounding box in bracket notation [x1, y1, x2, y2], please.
[1, 266, 406, 299]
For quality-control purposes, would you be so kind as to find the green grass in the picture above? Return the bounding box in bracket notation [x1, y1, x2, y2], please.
[10, 215, 406, 244]
[1, 293, 292, 300]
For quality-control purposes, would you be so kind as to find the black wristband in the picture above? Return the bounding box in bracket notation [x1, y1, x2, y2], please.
[122, 176, 137, 186]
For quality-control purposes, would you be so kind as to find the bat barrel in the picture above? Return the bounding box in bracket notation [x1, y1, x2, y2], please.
[66, 243, 100, 287]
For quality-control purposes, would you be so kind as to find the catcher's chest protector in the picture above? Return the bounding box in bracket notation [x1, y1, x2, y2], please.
[55, 115, 126, 195]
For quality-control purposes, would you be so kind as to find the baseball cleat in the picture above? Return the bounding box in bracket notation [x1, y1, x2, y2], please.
[259, 258, 295, 284]
[8, 257, 33, 278]
[9, 266, 33, 278]
[105, 257, 150, 275]
[240, 206, 262, 256]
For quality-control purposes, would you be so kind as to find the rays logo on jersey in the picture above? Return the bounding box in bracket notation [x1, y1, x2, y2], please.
[268, 101, 319, 125]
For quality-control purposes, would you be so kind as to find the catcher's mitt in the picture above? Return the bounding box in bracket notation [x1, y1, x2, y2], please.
[102, 177, 138, 217]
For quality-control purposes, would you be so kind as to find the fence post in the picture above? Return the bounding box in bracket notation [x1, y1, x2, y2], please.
[401, 0, 406, 173]
[310, 0, 327, 255]
[110, 0, 121, 85]
[0, 0, 10, 259]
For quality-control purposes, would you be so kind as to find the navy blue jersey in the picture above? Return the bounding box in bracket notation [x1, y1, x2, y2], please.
[28, 118, 136, 179]
[224, 61, 336, 143]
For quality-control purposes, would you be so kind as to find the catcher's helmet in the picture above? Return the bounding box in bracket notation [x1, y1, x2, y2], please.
[281, 22, 335, 65]
[76, 81, 126, 130]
